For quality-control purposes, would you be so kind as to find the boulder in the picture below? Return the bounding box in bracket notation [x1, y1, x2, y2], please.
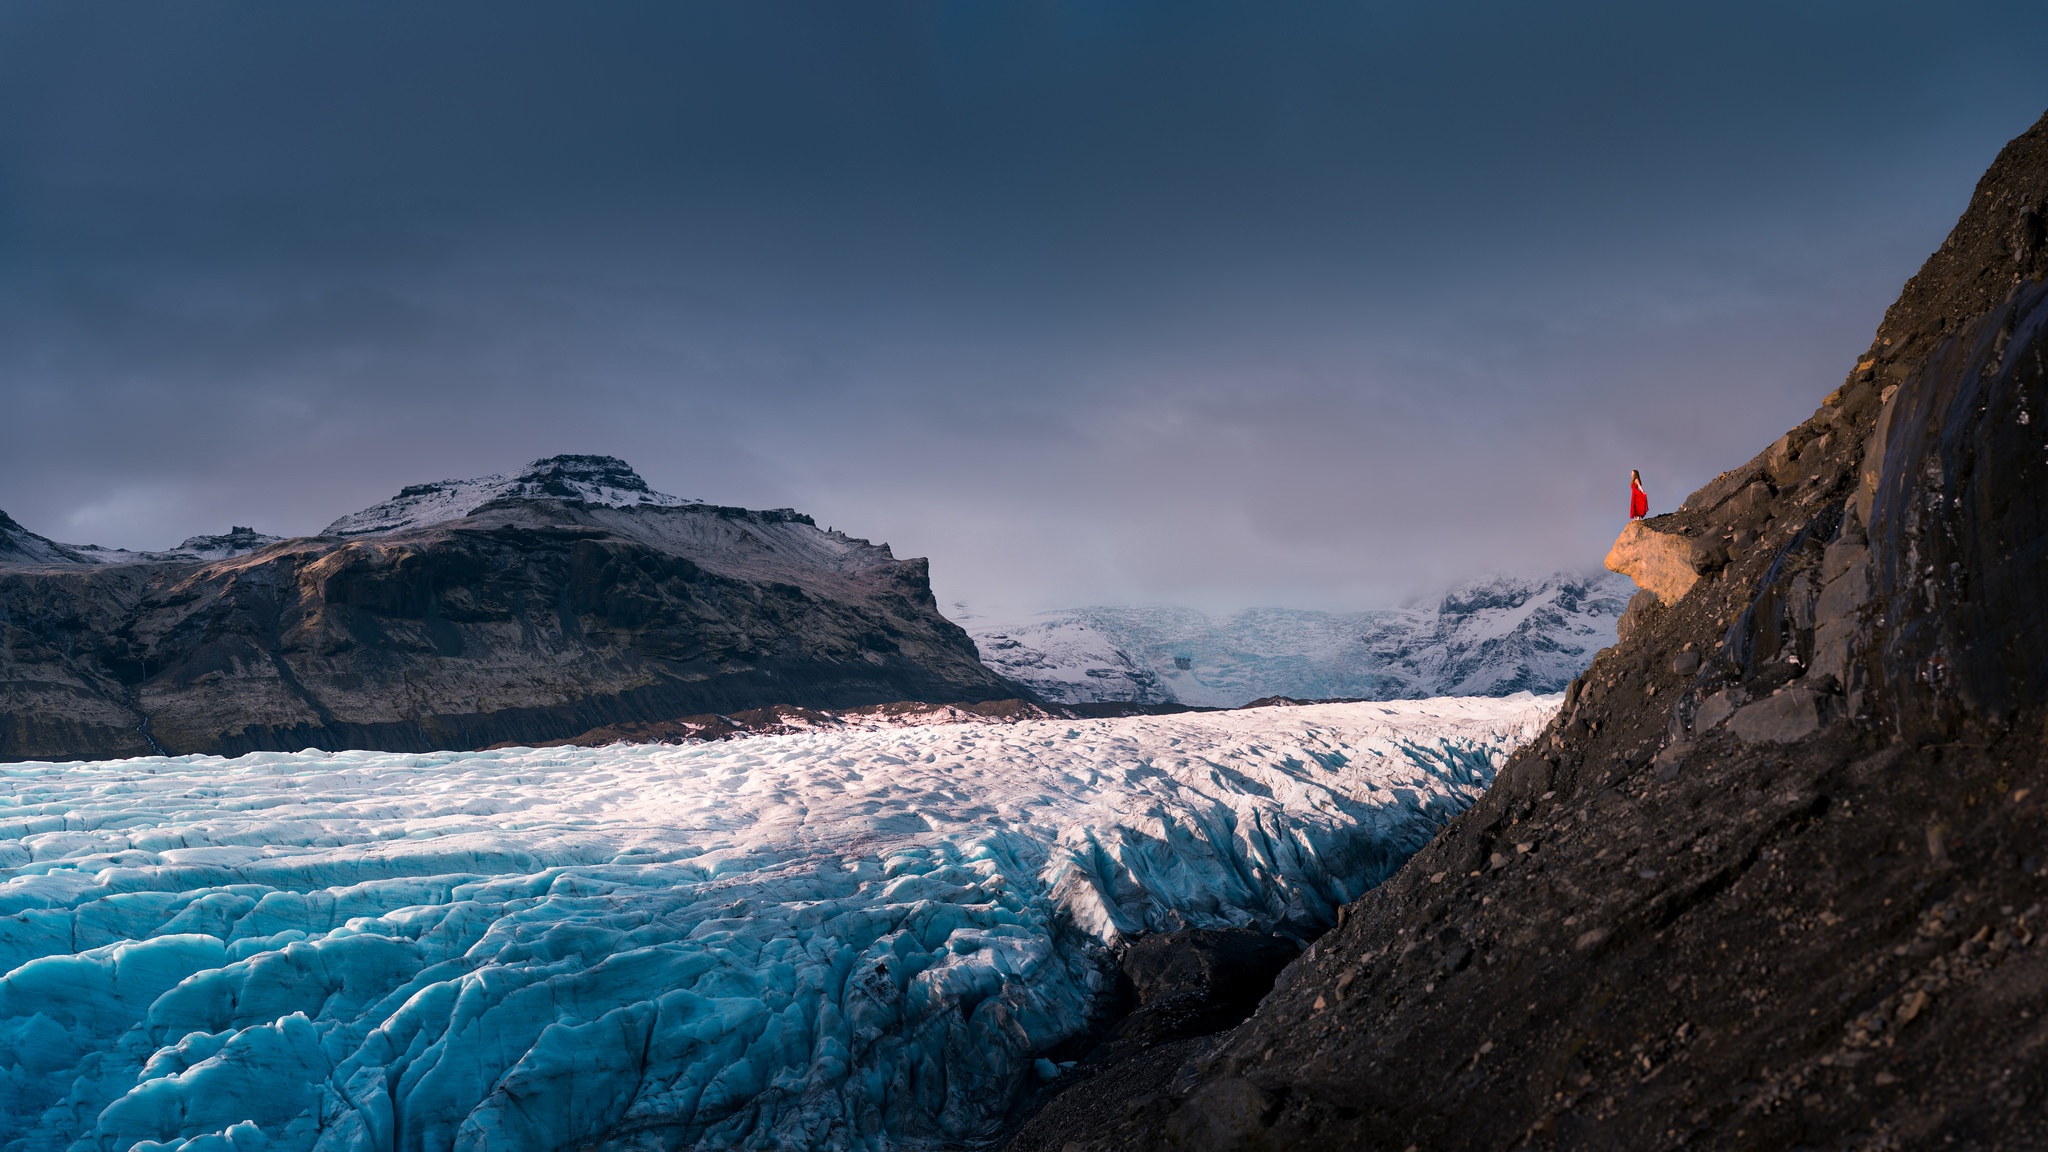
[1605, 520, 1700, 605]
[1652, 741, 1692, 781]
[1717, 480, 1773, 529]
[1694, 686, 1742, 734]
[1766, 433, 1805, 487]
[1688, 536, 1729, 574]
[1678, 465, 1759, 516]
[1727, 687, 1825, 745]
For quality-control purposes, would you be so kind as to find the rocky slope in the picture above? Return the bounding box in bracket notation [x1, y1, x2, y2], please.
[1018, 110, 2048, 1150]
[966, 572, 1629, 708]
[0, 456, 1018, 760]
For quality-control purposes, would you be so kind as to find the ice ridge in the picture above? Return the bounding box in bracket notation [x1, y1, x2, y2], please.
[0, 697, 1552, 1151]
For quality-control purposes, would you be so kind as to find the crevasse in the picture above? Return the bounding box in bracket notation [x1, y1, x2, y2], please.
[0, 697, 1553, 1151]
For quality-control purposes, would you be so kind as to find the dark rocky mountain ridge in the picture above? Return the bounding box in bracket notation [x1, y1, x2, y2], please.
[0, 458, 1020, 760]
[1017, 110, 2048, 1150]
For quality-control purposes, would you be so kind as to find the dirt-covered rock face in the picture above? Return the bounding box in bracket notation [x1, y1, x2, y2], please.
[1021, 110, 2048, 1151]
[0, 499, 1020, 760]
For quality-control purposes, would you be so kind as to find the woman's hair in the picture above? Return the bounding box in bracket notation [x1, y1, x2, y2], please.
[1631, 469, 1642, 483]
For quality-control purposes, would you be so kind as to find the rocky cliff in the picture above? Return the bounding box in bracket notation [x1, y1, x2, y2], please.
[1019, 110, 2048, 1150]
[0, 457, 1019, 760]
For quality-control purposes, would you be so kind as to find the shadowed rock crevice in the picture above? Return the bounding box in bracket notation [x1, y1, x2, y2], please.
[1006, 929, 1301, 1152]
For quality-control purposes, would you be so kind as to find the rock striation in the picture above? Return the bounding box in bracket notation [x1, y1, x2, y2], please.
[0, 457, 1019, 760]
[1019, 109, 2048, 1150]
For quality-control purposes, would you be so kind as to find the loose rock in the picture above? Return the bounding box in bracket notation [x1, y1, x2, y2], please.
[1727, 688, 1825, 745]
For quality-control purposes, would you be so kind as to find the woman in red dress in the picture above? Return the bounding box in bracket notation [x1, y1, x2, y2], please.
[1629, 469, 1648, 519]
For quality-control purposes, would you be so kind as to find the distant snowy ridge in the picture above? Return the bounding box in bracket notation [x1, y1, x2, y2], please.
[0, 698, 1552, 1151]
[0, 455, 698, 567]
[965, 571, 1631, 708]
[0, 509, 96, 567]
[0, 510, 280, 568]
[77, 525, 286, 565]
[322, 453, 699, 537]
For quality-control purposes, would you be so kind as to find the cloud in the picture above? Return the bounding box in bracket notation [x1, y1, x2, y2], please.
[2, 1, 2045, 610]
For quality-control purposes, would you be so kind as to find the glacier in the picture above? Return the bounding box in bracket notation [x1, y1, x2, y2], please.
[961, 571, 1631, 708]
[0, 698, 1554, 1151]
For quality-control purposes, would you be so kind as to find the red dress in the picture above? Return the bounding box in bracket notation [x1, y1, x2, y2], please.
[1629, 477, 1648, 519]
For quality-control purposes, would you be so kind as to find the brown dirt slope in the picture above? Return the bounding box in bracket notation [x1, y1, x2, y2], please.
[1021, 109, 2048, 1151]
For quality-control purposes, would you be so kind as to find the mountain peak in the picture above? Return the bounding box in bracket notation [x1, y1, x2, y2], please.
[168, 526, 283, 562]
[322, 454, 699, 537]
[0, 507, 95, 566]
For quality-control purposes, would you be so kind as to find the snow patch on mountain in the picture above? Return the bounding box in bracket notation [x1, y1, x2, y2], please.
[74, 526, 286, 565]
[0, 510, 99, 567]
[159, 526, 286, 562]
[965, 572, 1631, 708]
[322, 454, 700, 538]
[0, 512, 280, 569]
[0, 697, 1551, 1151]
[963, 612, 1176, 705]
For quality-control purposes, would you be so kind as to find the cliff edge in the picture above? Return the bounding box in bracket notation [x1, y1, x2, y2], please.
[1016, 109, 2048, 1151]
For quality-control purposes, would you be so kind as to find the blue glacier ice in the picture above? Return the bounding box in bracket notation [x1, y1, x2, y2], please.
[0, 697, 1554, 1151]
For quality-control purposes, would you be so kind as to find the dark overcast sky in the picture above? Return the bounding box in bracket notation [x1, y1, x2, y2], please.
[3, 2, 2045, 613]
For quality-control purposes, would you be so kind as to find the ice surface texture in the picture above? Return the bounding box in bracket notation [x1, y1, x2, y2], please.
[0, 698, 1552, 1151]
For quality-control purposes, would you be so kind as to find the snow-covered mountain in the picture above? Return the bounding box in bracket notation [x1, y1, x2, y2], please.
[2, 456, 1012, 761]
[963, 571, 1632, 708]
[1, 456, 691, 567]
[322, 453, 698, 536]
[128, 525, 284, 563]
[0, 510, 280, 567]
[0, 509, 96, 567]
